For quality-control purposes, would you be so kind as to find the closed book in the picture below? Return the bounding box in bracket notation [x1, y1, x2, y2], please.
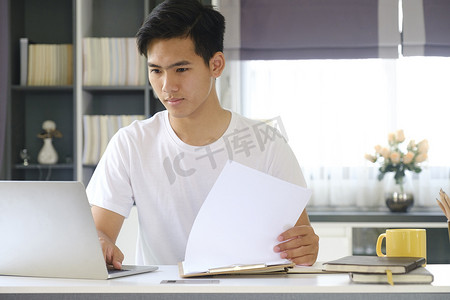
[118, 38, 127, 85]
[20, 38, 29, 85]
[179, 262, 295, 278]
[82, 115, 92, 165]
[27, 44, 37, 85]
[126, 38, 136, 85]
[82, 38, 92, 85]
[99, 115, 109, 159]
[322, 256, 426, 274]
[90, 115, 101, 165]
[350, 267, 434, 284]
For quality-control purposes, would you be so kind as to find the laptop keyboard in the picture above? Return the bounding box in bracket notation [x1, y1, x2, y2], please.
[107, 267, 130, 274]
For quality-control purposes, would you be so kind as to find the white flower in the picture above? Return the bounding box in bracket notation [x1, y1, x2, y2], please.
[390, 152, 401, 164]
[366, 130, 427, 181]
[374, 145, 382, 154]
[364, 153, 377, 163]
[395, 129, 405, 143]
[388, 133, 395, 145]
[380, 147, 390, 159]
[417, 139, 429, 154]
[403, 152, 414, 164]
[415, 153, 428, 163]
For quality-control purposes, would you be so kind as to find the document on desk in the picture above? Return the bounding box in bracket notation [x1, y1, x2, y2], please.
[180, 160, 312, 277]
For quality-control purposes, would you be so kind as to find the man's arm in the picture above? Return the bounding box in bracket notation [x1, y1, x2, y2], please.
[91, 206, 125, 269]
[273, 209, 319, 266]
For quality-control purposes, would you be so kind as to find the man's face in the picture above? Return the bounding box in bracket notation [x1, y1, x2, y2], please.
[147, 37, 215, 120]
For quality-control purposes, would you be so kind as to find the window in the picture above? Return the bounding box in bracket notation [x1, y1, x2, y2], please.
[240, 57, 450, 207]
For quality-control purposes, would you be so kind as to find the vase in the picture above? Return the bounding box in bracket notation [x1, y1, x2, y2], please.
[384, 173, 414, 212]
[37, 138, 58, 165]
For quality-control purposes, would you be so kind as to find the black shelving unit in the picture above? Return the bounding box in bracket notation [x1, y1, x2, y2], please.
[5, 0, 167, 182]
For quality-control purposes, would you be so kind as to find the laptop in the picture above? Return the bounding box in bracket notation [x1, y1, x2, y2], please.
[0, 181, 158, 279]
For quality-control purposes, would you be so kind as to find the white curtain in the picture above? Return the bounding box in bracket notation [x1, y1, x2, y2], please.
[239, 58, 450, 207]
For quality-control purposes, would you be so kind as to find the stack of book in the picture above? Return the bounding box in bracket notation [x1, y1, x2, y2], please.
[82, 37, 146, 86]
[20, 38, 73, 86]
[82, 115, 146, 165]
[323, 256, 433, 285]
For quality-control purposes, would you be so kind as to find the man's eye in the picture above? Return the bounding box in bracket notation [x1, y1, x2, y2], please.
[150, 69, 161, 74]
[176, 68, 188, 72]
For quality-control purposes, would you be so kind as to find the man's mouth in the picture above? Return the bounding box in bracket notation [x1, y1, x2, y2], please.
[165, 97, 184, 105]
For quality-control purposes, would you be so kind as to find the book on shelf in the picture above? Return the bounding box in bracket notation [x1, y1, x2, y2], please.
[322, 256, 426, 274]
[20, 38, 29, 85]
[350, 266, 434, 284]
[22, 42, 73, 86]
[82, 115, 146, 165]
[83, 37, 146, 86]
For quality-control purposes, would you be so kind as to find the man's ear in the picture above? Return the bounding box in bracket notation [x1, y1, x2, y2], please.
[209, 52, 225, 78]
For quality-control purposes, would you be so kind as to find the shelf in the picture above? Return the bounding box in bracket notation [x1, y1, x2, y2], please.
[14, 163, 74, 170]
[83, 86, 147, 92]
[11, 85, 73, 92]
[83, 164, 97, 168]
[308, 207, 447, 223]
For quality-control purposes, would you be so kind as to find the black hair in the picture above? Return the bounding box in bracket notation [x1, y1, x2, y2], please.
[136, 0, 225, 66]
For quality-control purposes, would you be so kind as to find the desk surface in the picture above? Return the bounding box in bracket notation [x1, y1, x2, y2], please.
[1, 265, 450, 300]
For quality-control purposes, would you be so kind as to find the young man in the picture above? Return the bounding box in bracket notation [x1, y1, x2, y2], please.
[87, 0, 319, 270]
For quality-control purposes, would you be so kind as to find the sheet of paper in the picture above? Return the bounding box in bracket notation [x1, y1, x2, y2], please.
[182, 160, 312, 275]
[288, 262, 327, 274]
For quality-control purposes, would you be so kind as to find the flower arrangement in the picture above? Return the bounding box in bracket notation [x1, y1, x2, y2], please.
[37, 120, 63, 139]
[365, 129, 428, 193]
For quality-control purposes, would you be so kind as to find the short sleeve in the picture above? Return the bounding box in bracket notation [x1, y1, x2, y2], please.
[86, 129, 135, 218]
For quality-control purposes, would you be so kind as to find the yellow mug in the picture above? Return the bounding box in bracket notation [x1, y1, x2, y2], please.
[376, 229, 427, 263]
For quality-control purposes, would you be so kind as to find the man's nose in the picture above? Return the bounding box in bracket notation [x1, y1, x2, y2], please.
[162, 73, 179, 93]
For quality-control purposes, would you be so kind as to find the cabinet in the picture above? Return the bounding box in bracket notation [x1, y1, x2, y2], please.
[310, 208, 449, 264]
[7, 0, 75, 181]
[313, 222, 449, 263]
[5, 0, 166, 183]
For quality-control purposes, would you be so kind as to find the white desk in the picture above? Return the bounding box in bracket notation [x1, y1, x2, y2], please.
[1, 265, 450, 299]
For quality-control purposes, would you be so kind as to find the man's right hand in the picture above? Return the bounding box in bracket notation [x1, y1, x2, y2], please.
[91, 205, 125, 270]
[98, 230, 124, 270]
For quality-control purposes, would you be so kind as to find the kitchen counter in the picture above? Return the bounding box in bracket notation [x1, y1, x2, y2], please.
[307, 206, 446, 223]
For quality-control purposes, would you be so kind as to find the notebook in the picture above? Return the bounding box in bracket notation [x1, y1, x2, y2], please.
[350, 266, 434, 284]
[322, 256, 425, 274]
[0, 181, 158, 279]
[322, 255, 427, 285]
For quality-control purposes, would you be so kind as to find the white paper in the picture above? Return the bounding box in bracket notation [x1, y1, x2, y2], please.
[182, 161, 312, 274]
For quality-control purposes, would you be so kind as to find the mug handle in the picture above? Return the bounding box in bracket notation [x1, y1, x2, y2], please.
[376, 233, 387, 257]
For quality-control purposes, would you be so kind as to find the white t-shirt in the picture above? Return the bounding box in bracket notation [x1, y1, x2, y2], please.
[87, 110, 306, 265]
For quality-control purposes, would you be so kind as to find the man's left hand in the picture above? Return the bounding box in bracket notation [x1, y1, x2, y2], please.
[274, 225, 319, 266]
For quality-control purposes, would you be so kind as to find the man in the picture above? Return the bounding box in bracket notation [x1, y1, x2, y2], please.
[87, 0, 319, 270]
